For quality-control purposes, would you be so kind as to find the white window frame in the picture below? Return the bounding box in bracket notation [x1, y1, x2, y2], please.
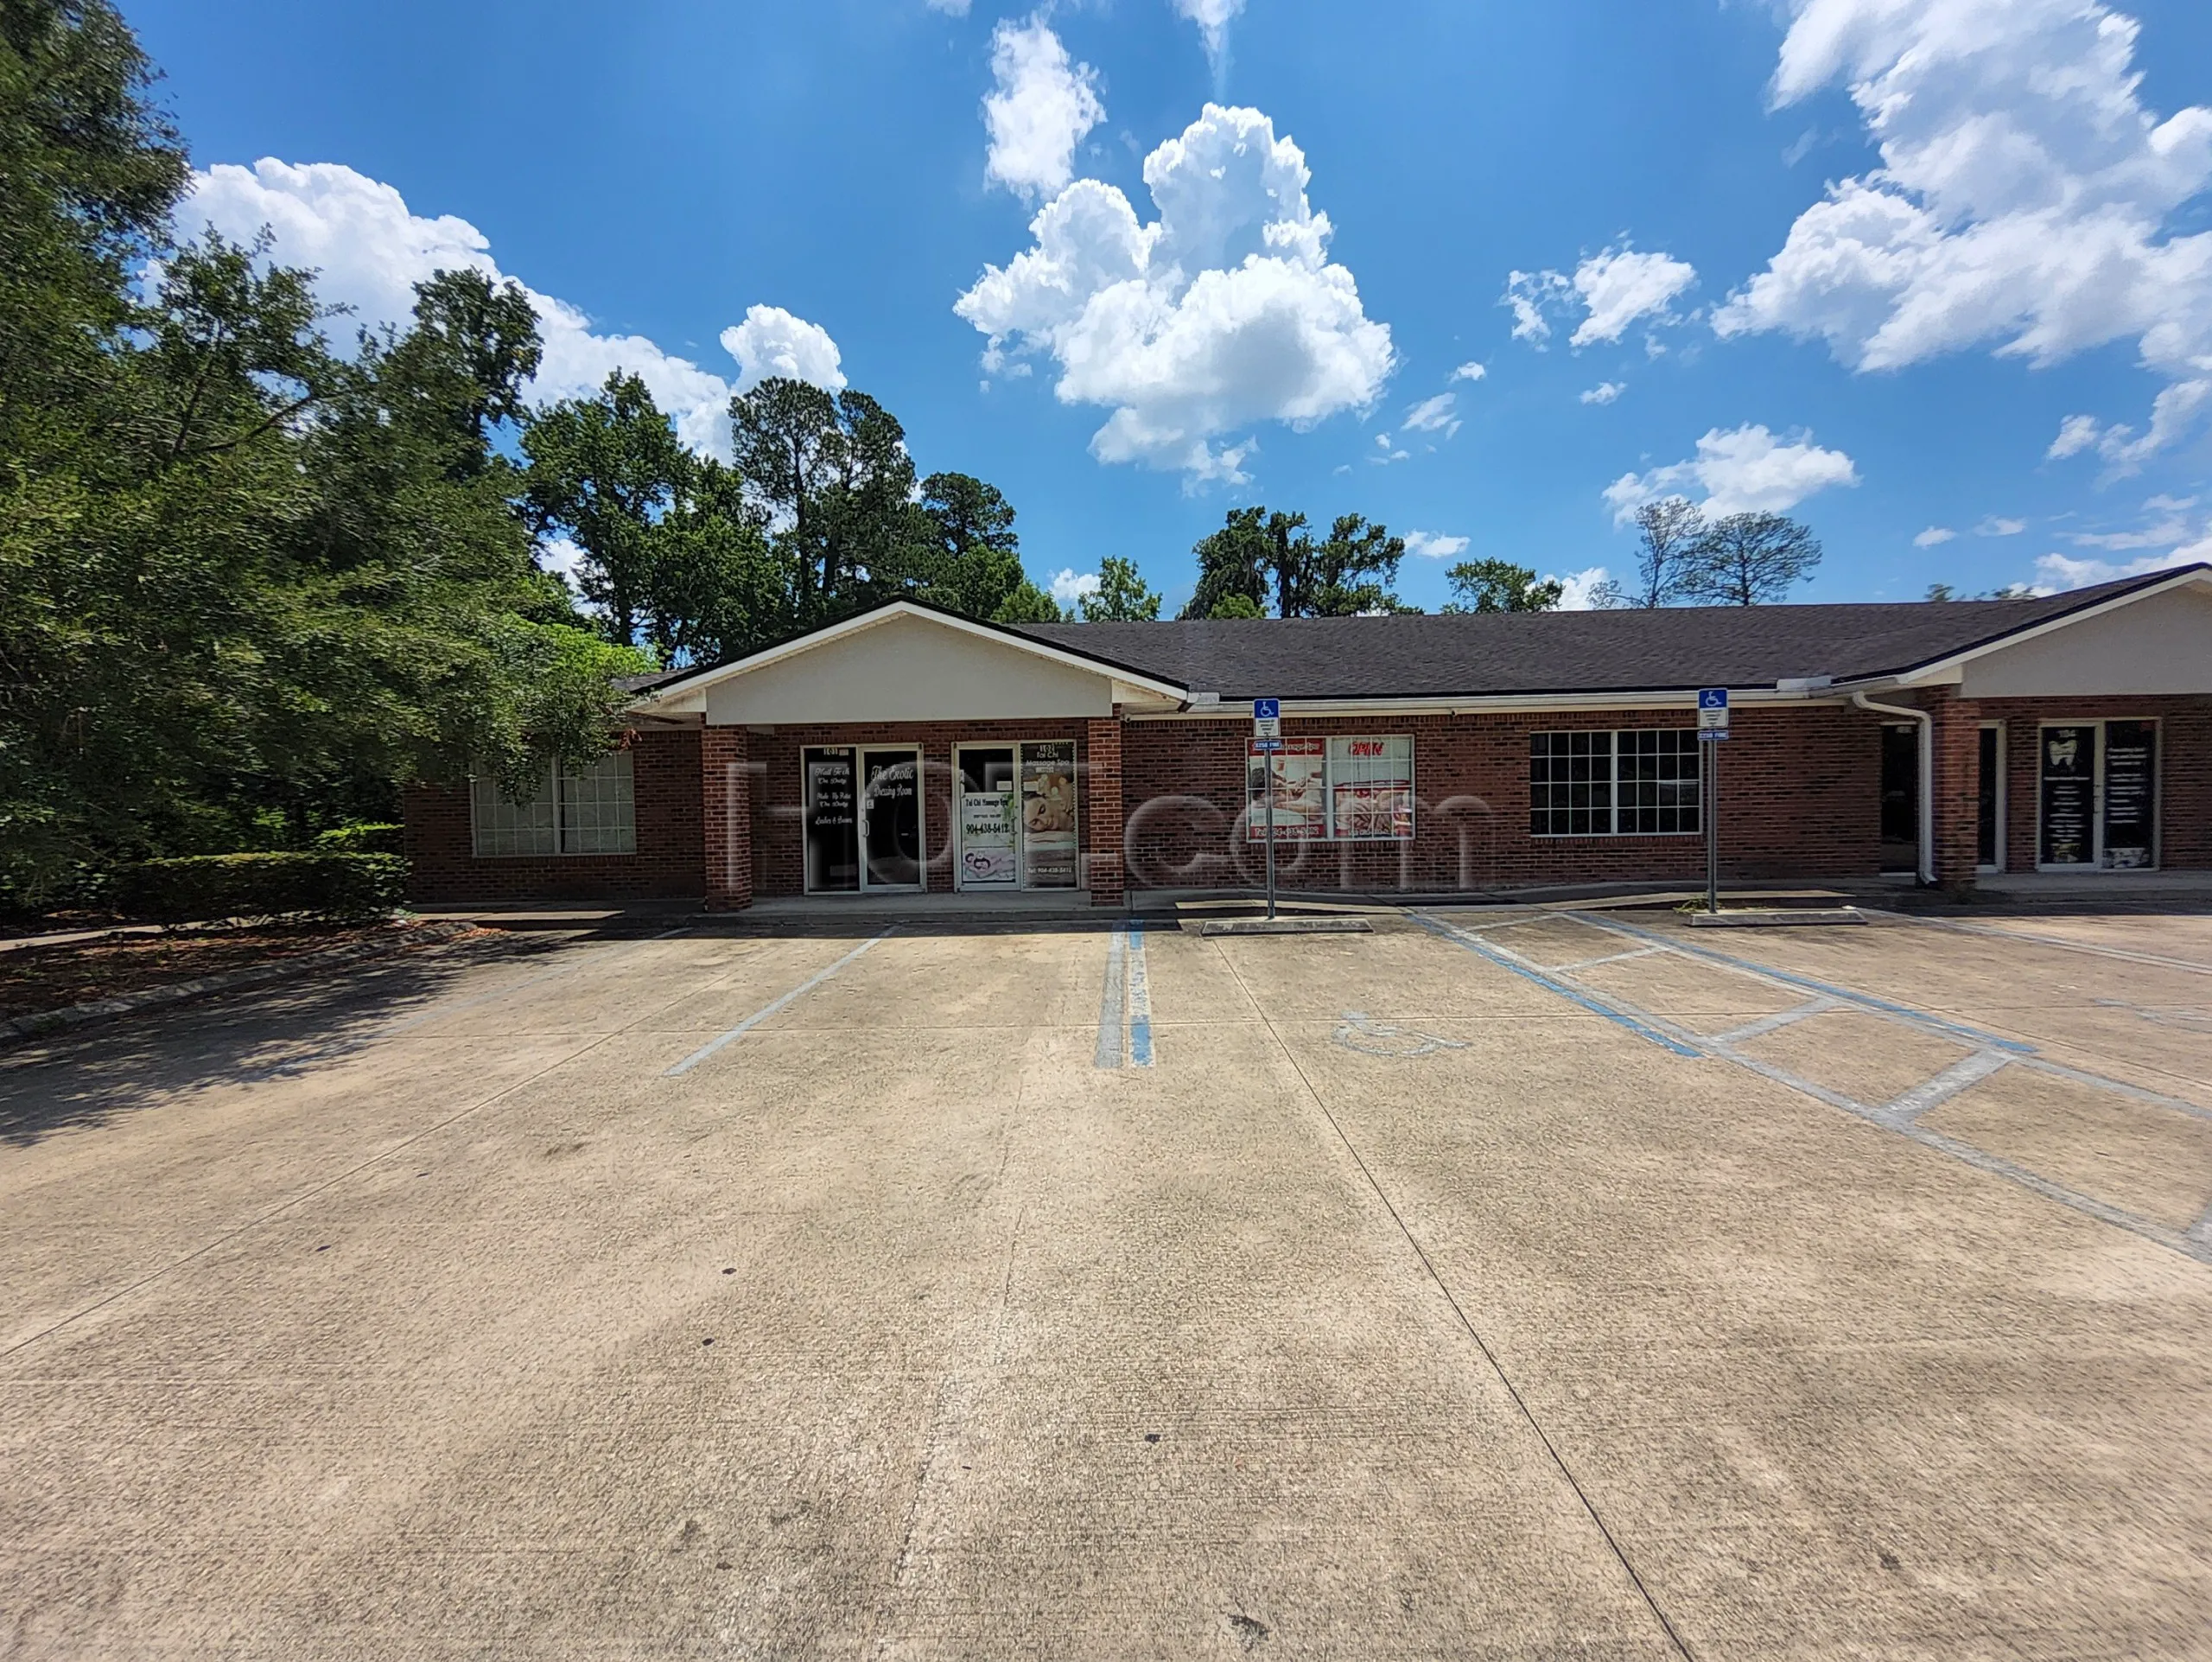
[858, 745, 927, 893]
[2035, 718, 2160, 873]
[1529, 729, 1702, 838]
[469, 750, 637, 858]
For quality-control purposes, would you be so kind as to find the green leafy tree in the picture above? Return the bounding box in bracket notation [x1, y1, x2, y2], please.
[1079, 557, 1161, 621]
[1682, 512, 1822, 605]
[1181, 507, 1273, 618]
[523, 370, 689, 647]
[1298, 513, 1411, 615]
[1206, 593, 1264, 620]
[1444, 558, 1564, 613]
[991, 579, 1067, 624]
[1182, 506, 1410, 618]
[908, 471, 1026, 619]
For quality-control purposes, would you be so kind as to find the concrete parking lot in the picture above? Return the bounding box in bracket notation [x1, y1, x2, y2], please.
[3, 904, 2209, 1659]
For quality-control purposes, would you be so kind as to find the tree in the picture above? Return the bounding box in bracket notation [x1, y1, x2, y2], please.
[1298, 514, 1411, 615]
[909, 471, 1025, 620]
[381, 268, 542, 474]
[1079, 557, 1161, 621]
[1681, 512, 1822, 606]
[1925, 583, 1956, 602]
[522, 371, 689, 647]
[1206, 593, 1264, 619]
[1623, 497, 1707, 608]
[1444, 558, 1563, 613]
[1182, 507, 1273, 619]
[991, 580, 1066, 624]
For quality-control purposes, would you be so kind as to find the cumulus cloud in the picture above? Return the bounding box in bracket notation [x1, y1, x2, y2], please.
[1450, 360, 1487, 382]
[1602, 423, 1859, 524]
[1715, 0, 2212, 462]
[1914, 525, 1957, 546]
[720, 304, 845, 394]
[1049, 568, 1101, 606]
[982, 17, 1105, 201]
[1401, 392, 1459, 435]
[956, 103, 1394, 483]
[1503, 245, 1696, 348]
[2043, 380, 2212, 475]
[1403, 530, 1469, 560]
[1550, 565, 1615, 609]
[184, 158, 842, 457]
[1580, 381, 1624, 405]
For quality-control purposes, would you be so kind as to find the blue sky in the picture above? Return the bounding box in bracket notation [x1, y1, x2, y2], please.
[130, 0, 2212, 615]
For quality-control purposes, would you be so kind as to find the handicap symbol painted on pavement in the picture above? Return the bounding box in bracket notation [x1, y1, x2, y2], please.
[1334, 1010, 1470, 1060]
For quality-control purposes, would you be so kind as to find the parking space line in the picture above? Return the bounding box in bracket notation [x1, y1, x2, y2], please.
[1885, 1050, 2013, 1121]
[1548, 945, 1667, 973]
[1579, 914, 2038, 1056]
[1710, 997, 1842, 1046]
[1410, 913, 1702, 1059]
[1126, 924, 1154, 1068]
[1095, 927, 1125, 1070]
[664, 931, 893, 1077]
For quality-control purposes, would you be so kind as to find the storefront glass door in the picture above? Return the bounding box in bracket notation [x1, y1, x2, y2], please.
[861, 748, 924, 889]
[802, 747, 860, 893]
[2037, 721, 2159, 870]
[956, 747, 1019, 889]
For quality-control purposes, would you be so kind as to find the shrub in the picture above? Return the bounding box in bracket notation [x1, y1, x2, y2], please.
[313, 821, 404, 855]
[112, 852, 409, 925]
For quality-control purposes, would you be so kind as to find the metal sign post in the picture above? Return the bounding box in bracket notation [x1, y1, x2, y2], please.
[1697, 689, 1729, 915]
[1253, 699, 1281, 921]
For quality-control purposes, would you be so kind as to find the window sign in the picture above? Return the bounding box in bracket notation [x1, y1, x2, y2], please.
[1246, 738, 1325, 840]
[2038, 726, 2095, 868]
[959, 788, 1018, 888]
[803, 747, 860, 893]
[1020, 742, 1079, 888]
[1329, 735, 1414, 840]
[2102, 720, 2157, 869]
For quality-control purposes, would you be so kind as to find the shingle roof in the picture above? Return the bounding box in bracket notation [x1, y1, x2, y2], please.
[1013, 568, 2202, 699]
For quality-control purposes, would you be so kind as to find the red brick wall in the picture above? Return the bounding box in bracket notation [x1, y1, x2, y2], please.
[1967, 695, 2212, 873]
[745, 721, 1096, 898]
[402, 725, 705, 903]
[702, 726, 751, 910]
[1119, 704, 1885, 894]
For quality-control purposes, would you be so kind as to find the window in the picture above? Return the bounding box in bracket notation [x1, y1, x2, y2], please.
[1531, 730, 1700, 837]
[470, 750, 637, 856]
[1247, 735, 1415, 841]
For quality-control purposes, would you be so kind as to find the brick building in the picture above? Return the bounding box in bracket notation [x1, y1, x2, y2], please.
[403, 565, 2212, 908]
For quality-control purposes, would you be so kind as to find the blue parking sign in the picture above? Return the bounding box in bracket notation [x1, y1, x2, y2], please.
[1698, 688, 1728, 711]
[1253, 698, 1280, 720]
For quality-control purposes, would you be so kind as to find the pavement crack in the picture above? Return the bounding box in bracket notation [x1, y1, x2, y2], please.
[1205, 936, 1700, 1662]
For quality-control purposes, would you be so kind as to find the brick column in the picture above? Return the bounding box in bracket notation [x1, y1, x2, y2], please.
[701, 725, 753, 911]
[1084, 716, 1126, 908]
[1927, 689, 1983, 891]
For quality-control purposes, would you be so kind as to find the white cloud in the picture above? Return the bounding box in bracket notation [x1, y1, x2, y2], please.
[983, 18, 1105, 201]
[1173, 0, 1246, 70]
[1602, 422, 1859, 524]
[1716, 0, 2212, 463]
[956, 103, 1394, 483]
[1402, 392, 1459, 435]
[1549, 565, 1614, 610]
[1503, 245, 1696, 348]
[926, 0, 970, 13]
[1049, 568, 1101, 606]
[1977, 515, 2027, 537]
[1580, 381, 1624, 405]
[184, 158, 843, 458]
[1913, 525, 1957, 546]
[720, 304, 845, 394]
[1569, 245, 1697, 347]
[2042, 379, 2212, 475]
[2034, 536, 2209, 592]
[1450, 360, 1487, 382]
[1403, 530, 1470, 560]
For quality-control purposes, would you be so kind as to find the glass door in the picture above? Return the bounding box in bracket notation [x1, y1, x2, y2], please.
[1018, 742, 1078, 889]
[802, 747, 860, 894]
[860, 748, 924, 889]
[2038, 724, 2097, 868]
[2101, 720, 2158, 869]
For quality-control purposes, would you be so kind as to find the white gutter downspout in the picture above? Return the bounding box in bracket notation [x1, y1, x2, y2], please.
[1852, 690, 1934, 886]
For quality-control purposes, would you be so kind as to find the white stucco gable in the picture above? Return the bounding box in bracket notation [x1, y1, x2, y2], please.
[639, 603, 1186, 725]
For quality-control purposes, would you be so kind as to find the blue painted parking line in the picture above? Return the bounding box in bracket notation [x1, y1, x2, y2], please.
[1126, 922, 1154, 1068]
[1095, 925, 1126, 1070]
[1579, 914, 2037, 1055]
[1410, 912, 1702, 1059]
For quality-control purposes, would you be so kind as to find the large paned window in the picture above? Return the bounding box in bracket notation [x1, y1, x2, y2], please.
[470, 750, 637, 856]
[1245, 735, 1415, 842]
[1530, 729, 1700, 837]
